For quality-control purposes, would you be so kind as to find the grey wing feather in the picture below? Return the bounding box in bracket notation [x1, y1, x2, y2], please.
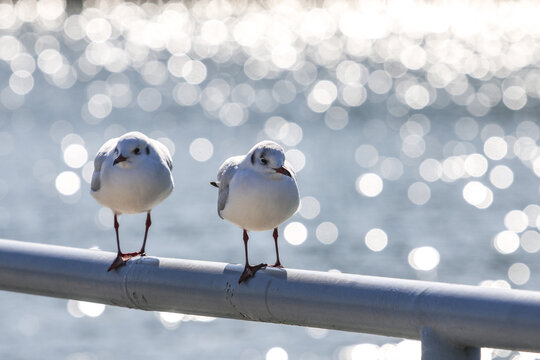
[150, 138, 173, 170]
[90, 138, 117, 192]
[215, 156, 242, 219]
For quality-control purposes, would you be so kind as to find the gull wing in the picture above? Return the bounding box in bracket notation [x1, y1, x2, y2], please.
[90, 138, 117, 192]
[214, 156, 242, 219]
[150, 138, 173, 171]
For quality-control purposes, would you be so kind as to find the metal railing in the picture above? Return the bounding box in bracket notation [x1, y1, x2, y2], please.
[1, 238, 540, 359]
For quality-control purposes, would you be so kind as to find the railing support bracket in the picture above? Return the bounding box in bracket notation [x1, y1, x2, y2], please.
[421, 326, 480, 360]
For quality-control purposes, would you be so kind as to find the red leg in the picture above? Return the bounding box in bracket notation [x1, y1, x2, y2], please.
[108, 214, 130, 271]
[137, 212, 151, 256]
[243, 229, 249, 264]
[238, 230, 266, 283]
[270, 227, 283, 268]
[114, 214, 121, 252]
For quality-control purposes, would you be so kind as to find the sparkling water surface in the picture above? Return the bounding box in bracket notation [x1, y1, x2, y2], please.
[1, 1, 540, 359]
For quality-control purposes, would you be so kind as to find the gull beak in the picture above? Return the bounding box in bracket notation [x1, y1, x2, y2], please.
[113, 154, 128, 166]
[274, 166, 292, 177]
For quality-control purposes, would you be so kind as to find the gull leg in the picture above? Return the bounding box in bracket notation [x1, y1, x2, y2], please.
[108, 214, 131, 271]
[239, 230, 266, 283]
[270, 227, 283, 268]
[137, 212, 151, 257]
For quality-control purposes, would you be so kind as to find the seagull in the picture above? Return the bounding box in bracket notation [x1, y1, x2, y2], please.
[211, 140, 300, 283]
[90, 131, 174, 271]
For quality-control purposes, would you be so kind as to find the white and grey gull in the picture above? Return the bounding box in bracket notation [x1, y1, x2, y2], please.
[91, 131, 174, 271]
[211, 140, 300, 283]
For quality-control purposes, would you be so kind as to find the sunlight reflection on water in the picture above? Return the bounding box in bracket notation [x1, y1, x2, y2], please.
[1, 0, 540, 358]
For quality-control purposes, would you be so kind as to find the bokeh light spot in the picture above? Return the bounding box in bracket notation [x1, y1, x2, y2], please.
[298, 196, 320, 220]
[520, 230, 540, 253]
[484, 137, 507, 160]
[189, 138, 213, 162]
[285, 149, 305, 173]
[356, 173, 383, 197]
[493, 231, 520, 255]
[408, 182, 431, 205]
[63, 144, 88, 169]
[408, 246, 440, 271]
[508, 263, 530, 286]
[504, 210, 528, 233]
[365, 228, 388, 252]
[284, 222, 307, 246]
[489, 165, 513, 189]
[316, 222, 338, 245]
[266, 347, 288, 360]
[55, 171, 80, 196]
[419, 159, 442, 182]
[157, 312, 184, 330]
[68, 300, 105, 318]
[462, 181, 493, 209]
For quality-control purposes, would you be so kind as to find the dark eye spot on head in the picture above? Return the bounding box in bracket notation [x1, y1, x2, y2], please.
[146, 146, 150, 155]
[133, 148, 140, 155]
[259, 149, 268, 165]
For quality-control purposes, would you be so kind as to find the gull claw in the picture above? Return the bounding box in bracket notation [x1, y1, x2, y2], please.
[107, 254, 129, 271]
[107, 251, 147, 271]
[238, 263, 267, 283]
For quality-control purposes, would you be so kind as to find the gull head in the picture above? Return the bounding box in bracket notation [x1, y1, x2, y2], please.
[247, 140, 292, 178]
[113, 132, 152, 169]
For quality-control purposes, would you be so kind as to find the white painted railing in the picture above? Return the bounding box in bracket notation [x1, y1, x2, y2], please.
[1, 239, 540, 359]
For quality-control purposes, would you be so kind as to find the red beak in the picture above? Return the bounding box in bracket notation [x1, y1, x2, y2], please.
[275, 166, 292, 177]
[113, 154, 128, 166]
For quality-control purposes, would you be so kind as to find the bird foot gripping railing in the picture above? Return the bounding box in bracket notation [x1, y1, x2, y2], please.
[1, 239, 540, 359]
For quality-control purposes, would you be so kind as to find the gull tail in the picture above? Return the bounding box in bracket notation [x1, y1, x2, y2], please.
[210, 181, 219, 188]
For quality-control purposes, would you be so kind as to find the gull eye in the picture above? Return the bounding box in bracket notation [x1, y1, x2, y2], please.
[260, 158, 268, 165]
[133, 147, 140, 155]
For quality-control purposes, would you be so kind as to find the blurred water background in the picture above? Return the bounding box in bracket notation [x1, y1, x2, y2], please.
[1, 0, 540, 359]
